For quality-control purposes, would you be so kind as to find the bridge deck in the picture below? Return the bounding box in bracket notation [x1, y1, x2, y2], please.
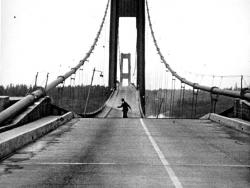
[97, 85, 142, 118]
[0, 118, 249, 187]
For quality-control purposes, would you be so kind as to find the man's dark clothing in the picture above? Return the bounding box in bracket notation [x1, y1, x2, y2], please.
[118, 101, 131, 118]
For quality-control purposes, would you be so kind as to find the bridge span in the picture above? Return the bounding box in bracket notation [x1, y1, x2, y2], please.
[0, 86, 250, 187]
[1, 0, 250, 186]
[96, 85, 142, 118]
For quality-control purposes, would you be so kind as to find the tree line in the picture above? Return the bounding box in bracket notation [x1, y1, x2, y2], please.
[0, 84, 112, 114]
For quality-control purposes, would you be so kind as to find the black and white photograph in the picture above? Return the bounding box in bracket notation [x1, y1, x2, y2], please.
[0, 0, 250, 187]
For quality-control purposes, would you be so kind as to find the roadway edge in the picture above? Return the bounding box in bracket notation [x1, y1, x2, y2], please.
[201, 113, 250, 134]
[0, 112, 74, 160]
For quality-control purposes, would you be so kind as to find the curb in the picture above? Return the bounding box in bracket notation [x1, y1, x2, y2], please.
[0, 112, 74, 160]
[201, 113, 250, 134]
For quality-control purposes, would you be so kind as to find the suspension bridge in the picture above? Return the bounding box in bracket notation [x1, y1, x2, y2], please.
[0, 0, 250, 187]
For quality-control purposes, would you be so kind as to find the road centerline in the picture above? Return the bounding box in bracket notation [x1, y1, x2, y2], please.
[140, 118, 183, 188]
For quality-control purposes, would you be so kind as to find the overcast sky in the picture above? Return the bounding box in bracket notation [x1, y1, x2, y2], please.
[1, 0, 250, 89]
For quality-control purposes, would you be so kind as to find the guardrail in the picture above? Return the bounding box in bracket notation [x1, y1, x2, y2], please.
[234, 100, 250, 121]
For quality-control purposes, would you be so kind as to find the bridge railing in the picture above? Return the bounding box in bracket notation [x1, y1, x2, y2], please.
[234, 99, 250, 121]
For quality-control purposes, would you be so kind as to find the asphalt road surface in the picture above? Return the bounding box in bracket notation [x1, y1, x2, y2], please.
[0, 118, 249, 187]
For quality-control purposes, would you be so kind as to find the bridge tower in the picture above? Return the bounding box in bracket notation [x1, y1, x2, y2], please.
[120, 53, 131, 86]
[109, 0, 145, 113]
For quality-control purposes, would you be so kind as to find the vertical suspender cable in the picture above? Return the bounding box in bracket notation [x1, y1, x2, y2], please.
[194, 89, 199, 118]
[181, 83, 185, 118]
[163, 70, 168, 116]
[145, 0, 250, 108]
[171, 77, 176, 117]
[191, 88, 199, 118]
[169, 75, 173, 117]
[178, 81, 183, 117]
[84, 68, 96, 115]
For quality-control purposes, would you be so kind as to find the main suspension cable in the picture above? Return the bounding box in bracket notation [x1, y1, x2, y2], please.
[145, 0, 250, 101]
[0, 0, 111, 125]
